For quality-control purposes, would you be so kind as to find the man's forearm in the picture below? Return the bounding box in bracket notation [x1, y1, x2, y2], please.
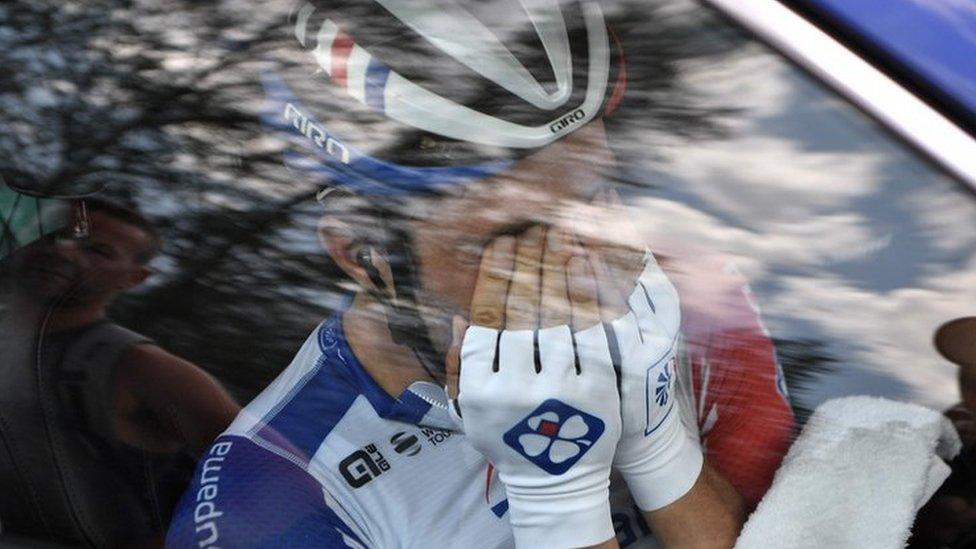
[641, 463, 745, 548]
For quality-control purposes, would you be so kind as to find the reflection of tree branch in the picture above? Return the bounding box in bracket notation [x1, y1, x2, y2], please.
[172, 24, 284, 84]
[2, 1, 289, 195]
[152, 190, 318, 294]
[774, 338, 839, 425]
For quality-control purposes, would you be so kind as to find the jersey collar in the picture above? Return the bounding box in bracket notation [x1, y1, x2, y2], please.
[323, 313, 459, 432]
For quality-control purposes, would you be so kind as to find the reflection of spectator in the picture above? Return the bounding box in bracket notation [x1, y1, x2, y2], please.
[936, 317, 976, 418]
[909, 317, 976, 548]
[0, 198, 239, 547]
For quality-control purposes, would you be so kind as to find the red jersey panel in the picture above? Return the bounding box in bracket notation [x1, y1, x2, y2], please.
[666, 255, 796, 508]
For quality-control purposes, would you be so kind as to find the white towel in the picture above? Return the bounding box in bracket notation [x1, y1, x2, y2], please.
[735, 396, 962, 549]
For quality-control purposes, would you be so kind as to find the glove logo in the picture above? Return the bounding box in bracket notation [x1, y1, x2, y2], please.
[645, 354, 677, 436]
[655, 361, 673, 407]
[502, 399, 605, 475]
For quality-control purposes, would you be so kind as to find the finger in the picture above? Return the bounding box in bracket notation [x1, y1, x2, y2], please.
[540, 227, 573, 328]
[577, 189, 646, 295]
[445, 315, 468, 399]
[505, 225, 544, 330]
[603, 189, 648, 291]
[587, 247, 630, 324]
[469, 236, 516, 329]
[568, 255, 600, 332]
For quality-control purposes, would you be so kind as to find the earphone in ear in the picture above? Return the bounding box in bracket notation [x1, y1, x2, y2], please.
[357, 245, 388, 291]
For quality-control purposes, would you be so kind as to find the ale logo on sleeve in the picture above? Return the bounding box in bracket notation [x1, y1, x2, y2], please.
[503, 399, 605, 475]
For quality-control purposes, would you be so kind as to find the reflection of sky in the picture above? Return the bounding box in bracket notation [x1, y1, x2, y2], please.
[624, 42, 976, 411]
[804, 0, 976, 118]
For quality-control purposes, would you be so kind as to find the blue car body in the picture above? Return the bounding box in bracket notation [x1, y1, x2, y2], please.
[790, 0, 976, 132]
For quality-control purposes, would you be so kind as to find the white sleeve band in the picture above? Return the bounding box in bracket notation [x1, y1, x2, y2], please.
[506, 487, 616, 549]
[619, 415, 704, 511]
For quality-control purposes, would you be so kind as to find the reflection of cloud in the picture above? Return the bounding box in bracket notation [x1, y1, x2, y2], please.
[932, 0, 976, 14]
[632, 191, 973, 410]
[905, 170, 976, 253]
[633, 197, 878, 277]
[625, 34, 976, 411]
[684, 46, 791, 119]
[905, 0, 976, 43]
[771, 273, 973, 408]
[648, 135, 887, 224]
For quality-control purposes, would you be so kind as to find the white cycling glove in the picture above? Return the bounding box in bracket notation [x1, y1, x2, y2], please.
[610, 253, 704, 511]
[451, 324, 620, 549]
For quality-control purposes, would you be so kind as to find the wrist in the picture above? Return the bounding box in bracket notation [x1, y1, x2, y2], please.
[616, 421, 704, 511]
[504, 478, 615, 549]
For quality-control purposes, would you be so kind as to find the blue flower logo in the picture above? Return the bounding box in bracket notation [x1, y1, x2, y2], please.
[503, 399, 604, 475]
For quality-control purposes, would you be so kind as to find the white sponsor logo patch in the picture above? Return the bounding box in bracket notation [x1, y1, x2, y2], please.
[283, 102, 350, 164]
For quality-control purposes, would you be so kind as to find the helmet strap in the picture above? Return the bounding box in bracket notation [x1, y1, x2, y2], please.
[374, 209, 445, 385]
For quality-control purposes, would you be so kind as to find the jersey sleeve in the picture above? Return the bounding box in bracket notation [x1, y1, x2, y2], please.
[689, 268, 796, 508]
[166, 435, 366, 549]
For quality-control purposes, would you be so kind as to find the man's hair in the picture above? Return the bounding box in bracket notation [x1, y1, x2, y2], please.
[83, 198, 161, 263]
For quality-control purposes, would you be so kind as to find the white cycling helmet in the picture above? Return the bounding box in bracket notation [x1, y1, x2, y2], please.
[263, 0, 627, 195]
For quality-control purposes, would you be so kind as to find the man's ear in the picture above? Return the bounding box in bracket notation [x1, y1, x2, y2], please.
[318, 215, 395, 297]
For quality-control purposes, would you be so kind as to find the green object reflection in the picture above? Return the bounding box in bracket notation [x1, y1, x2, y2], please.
[0, 183, 71, 261]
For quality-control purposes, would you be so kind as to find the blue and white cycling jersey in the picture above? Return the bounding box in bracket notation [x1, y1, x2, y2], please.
[166, 314, 665, 548]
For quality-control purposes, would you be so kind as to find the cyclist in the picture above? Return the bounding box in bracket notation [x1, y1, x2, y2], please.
[167, 1, 793, 547]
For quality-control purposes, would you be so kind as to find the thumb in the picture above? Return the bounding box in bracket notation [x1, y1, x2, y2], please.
[445, 315, 468, 400]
